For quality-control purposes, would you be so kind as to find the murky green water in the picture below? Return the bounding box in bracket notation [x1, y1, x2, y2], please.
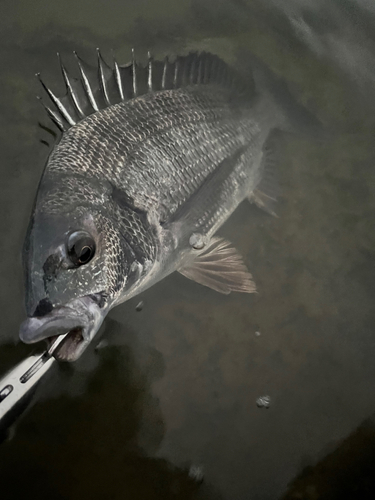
[0, 1, 375, 499]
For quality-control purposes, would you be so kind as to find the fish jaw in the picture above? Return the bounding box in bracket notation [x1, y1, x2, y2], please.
[19, 295, 107, 361]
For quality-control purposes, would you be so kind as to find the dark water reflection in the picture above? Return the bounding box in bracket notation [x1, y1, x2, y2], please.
[0, 322, 220, 500]
[1, 1, 375, 499]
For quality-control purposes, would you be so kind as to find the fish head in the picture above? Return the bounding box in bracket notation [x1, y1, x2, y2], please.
[19, 189, 149, 361]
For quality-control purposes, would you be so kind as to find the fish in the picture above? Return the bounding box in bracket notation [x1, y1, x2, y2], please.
[18, 49, 295, 361]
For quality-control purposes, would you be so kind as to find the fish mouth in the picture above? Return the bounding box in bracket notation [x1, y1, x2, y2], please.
[19, 296, 106, 362]
[46, 328, 86, 362]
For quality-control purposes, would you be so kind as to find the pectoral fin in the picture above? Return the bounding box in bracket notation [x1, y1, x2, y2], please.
[178, 237, 256, 294]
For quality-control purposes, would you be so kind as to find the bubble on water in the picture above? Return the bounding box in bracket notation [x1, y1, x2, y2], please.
[255, 331, 261, 336]
[256, 395, 271, 408]
[188, 464, 204, 482]
[135, 301, 144, 312]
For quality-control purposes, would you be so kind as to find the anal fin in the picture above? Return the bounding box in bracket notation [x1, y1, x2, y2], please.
[178, 237, 256, 295]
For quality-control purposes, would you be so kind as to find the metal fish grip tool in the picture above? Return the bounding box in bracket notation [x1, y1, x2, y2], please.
[0, 334, 68, 428]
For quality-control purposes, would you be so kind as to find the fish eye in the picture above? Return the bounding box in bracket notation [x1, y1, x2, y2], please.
[67, 231, 96, 266]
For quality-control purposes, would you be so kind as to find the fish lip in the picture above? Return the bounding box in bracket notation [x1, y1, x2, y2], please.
[19, 295, 106, 362]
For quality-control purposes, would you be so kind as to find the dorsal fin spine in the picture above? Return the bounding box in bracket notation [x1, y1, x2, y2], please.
[197, 57, 203, 84]
[189, 55, 196, 85]
[131, 48, 137, 97]
[162, 56, 168, 90]
[37, 96, 67, 131]
[57, 53, 85, 119]
[147, 52, 153, 91]
[113, 58, 124, 101]
[182, 58, 188, 86]
[97, 48, 110, 105]
[204, 57, 210, 84]
[173, 59, 179, 88]
[74, 51, 99, 112]
[36, 73, 76, 126]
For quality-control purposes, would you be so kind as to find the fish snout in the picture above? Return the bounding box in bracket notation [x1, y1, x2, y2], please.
[19, 296, 107, 361]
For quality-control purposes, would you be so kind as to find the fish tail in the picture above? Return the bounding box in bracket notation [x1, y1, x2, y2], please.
[249, 53, 324, 137]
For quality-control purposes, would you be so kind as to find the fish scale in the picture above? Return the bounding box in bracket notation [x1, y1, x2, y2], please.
[47, 88, 251, 224]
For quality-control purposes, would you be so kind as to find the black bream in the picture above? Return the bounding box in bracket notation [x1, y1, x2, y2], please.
[19, 50, 285, 361]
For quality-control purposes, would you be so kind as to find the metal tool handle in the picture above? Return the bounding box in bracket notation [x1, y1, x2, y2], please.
[0, 334, 67, 424]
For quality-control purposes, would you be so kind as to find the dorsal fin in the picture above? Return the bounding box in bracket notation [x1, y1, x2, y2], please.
[37, 50, 251, 132]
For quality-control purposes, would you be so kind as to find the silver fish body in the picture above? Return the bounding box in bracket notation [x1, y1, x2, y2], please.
[20, 51, 283, 361]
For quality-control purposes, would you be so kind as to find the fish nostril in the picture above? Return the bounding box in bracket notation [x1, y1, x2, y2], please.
[43, 254, 62, 278]
[33, 298, 53, 317]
